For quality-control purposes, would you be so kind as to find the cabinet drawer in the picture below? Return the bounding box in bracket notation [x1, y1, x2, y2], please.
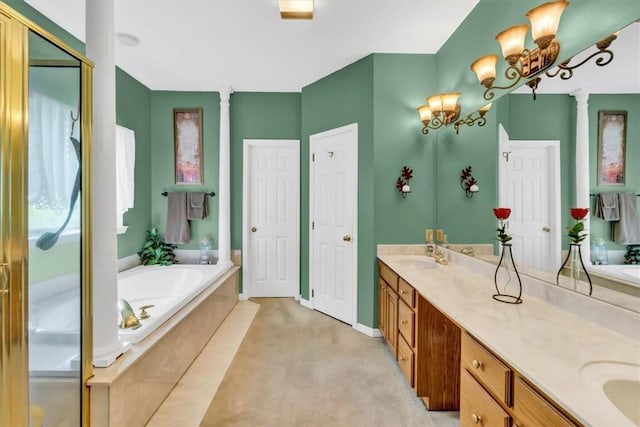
[378, 261, 398, 291]
[398, 299, 415, 347]
[462, 333, 512, 406]
[513, 376, 577, 427]
[397, 335, 414, 388]
[398, 278, 416, 308]
[461, 369, 510, 427]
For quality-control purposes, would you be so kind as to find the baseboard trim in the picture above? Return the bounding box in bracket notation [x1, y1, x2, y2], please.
[238, 293, 249, 301]
[299, 298, 312, 309]
[354, 323, 382, 338]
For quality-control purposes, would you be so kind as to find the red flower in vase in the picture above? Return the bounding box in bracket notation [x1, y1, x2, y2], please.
[493, 208, 512, 244]
[493, 208, 511, 221]
[567, 208, 589, 245]
[570, 208, 589, 221]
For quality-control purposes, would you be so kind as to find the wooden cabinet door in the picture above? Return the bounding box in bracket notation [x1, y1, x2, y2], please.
[386, 286, 399, 359]
[378, 279, 386, 337]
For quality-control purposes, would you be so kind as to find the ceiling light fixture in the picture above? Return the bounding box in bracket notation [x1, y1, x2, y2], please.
[454, 103, 492, 134]
[470, 0, 569, 101]
[278, 0, 314, 20]
[116, 32, 141, 47]
[417, 92, 461, 135]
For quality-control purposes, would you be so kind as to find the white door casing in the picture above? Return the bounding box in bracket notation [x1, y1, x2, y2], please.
[498, 125, 561, 272]
[309, 123, 358, 326]
[243, 139, 300, 297]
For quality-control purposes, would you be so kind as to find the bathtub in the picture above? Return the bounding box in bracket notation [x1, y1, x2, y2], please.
[588, 264, 640, 290]
[117, 263, 231, 344]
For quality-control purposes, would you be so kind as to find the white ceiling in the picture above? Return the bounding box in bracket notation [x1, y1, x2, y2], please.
[25, 0, 479, 92]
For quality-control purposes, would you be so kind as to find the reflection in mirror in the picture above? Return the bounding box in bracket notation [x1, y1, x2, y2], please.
[436, 22, 640, 313]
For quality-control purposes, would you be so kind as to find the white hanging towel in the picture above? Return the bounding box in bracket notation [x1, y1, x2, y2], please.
[116, 125, 136, 225]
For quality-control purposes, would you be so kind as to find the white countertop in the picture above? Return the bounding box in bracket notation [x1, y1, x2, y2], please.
[378, 252, 640, 427]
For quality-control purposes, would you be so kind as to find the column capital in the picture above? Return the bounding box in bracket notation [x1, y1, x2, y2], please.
[219, 85, 234, 104]
[570, 89, 590, 106]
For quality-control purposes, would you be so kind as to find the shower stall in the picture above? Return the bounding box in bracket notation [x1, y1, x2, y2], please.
[0, 4, 93, 426]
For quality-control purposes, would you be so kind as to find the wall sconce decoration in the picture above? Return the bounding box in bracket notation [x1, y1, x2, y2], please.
[460, 166, 479, 198]
[417, 92, 461, 135]
[396, 166, 413, 198]
[470, 0, 569, 101]
[545, 32, 617, 81]
[454, 103, 492, 134]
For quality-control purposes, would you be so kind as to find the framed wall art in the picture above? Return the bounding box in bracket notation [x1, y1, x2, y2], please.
[174, 108, 204, 184]
[597, 110, 627, 186]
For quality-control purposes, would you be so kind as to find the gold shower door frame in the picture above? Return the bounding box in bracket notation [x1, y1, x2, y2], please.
[0, 3, 94, 426]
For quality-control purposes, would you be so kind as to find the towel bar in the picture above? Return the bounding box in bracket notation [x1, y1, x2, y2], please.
[161, 191, 215, 197]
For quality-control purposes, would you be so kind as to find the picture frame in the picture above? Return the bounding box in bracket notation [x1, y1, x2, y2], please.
[173, 108, 204, 184]
[597, 111, 627, 186]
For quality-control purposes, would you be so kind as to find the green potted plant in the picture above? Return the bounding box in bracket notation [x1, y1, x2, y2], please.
[138, 228, 177, 266]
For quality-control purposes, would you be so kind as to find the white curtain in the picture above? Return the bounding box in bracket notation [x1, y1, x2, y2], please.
[116, 125, 136, 228]
[28, 90, 78, 212]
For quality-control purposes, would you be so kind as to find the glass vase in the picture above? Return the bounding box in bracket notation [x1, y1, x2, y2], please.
[556, 243, 592, 295]
[493, 243, 523, 304]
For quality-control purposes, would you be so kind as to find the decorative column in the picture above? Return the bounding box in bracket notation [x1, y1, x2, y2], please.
[218, 86, 233, 267]
[86, 0, 128, 367]
[571, 89, 591, 263]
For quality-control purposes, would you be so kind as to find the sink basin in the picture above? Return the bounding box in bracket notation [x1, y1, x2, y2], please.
[580, 361, 640, 425]
[396, 256, 438, 270]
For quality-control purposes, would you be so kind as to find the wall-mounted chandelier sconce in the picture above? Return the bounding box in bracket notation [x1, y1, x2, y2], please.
[470, 0, 569, 101]
[454, 103, 492, 134]
[460, 166, 479, 198]
[396, 166, 413, 198]
[416, 92, 461, 135]
[545, 32, 617, 81]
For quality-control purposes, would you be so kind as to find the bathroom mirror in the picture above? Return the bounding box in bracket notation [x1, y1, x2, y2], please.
[435, 21, 640, 313]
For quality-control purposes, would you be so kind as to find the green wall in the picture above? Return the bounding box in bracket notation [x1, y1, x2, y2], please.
[301, 56, 374, 324]
[150, 92, 220, 248]
[116, 68, 153, 257]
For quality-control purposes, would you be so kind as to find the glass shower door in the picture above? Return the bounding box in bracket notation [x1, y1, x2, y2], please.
[27, 31, 82, 427]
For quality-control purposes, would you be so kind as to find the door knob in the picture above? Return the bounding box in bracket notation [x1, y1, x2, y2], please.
[251, 227, 257, 232]
[343, 235, 351, 242]
[542, 226, 550, 232]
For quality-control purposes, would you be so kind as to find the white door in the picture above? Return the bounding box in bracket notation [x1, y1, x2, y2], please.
[309, 123, 358, 325]
[243, 140, 299, 297]
[498, 125, 561, 272]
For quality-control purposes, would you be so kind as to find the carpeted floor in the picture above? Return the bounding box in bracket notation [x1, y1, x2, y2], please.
[199, 298, 459, 427]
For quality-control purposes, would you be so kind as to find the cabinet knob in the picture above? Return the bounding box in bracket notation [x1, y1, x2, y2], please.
[342, 235, 351, 242]
[472, 359, 483, 369]
[399, 289, 406, 294]
[471, 414, 482, 424]
[401, 320, 408, 325]
[251, 227, 257, 232]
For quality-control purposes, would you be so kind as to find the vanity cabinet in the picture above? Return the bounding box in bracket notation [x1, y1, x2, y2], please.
[460, 332, 580, 427]
[377, 260, 460, 411]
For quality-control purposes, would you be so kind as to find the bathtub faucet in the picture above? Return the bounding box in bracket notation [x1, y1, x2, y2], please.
[118, 298, 141, 329]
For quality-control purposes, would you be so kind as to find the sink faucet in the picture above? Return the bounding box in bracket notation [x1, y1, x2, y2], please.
[118, 298, 141, 329]
[426, 243, 448, 265]
[461, 246, 476, 257]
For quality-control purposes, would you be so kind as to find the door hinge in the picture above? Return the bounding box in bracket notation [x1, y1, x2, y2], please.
[312, 289, 314, 298]
[312, 221, 315, 230]
[312, 153, 315, 162]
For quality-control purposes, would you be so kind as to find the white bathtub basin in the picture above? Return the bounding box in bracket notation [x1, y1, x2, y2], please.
[622, 267, 640, 280]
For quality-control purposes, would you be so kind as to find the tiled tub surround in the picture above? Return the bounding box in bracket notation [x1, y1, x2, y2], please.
[378, 245, 640, 427]
[88, 267, 239, 427]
